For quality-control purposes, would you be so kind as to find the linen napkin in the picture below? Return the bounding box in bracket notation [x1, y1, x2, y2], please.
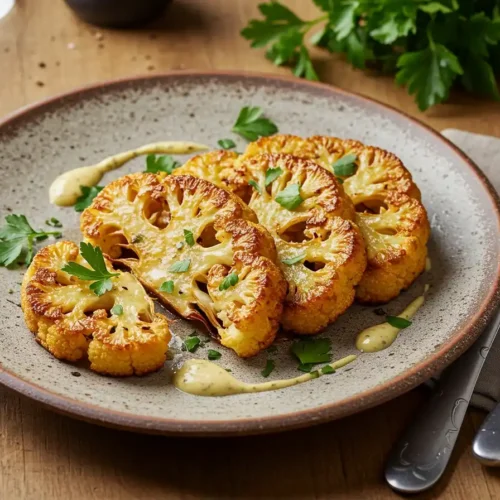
[437, 129, 500, 411]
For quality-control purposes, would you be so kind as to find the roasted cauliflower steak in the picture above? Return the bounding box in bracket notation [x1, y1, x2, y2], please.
[241, 134, 430, 303]
[21, 240, 171, 376]
[81, 173, 286, 357]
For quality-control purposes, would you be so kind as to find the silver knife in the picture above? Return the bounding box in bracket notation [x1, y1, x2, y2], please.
[385, 309, 500, 494]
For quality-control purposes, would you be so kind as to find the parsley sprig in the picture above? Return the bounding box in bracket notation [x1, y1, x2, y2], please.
[0, 214, 62, 267]
[74, 186, 104, 212]
[62, 242, 119, 296]
[232, 106, 278, 141]
[145, 154, 180, 174]
[242, 1, 500, 110]
[291, 338, 332, 372]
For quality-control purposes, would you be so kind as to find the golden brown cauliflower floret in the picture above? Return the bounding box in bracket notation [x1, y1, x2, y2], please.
[80, 173, 286, 357]
[21, 240, 171, 376]
[240, 153, 366, 334]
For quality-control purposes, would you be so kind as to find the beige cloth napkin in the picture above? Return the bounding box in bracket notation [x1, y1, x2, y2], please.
[432, 129, 500, 411]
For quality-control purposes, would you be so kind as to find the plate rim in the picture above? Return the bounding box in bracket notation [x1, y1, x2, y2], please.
[0, 70, 499, 436]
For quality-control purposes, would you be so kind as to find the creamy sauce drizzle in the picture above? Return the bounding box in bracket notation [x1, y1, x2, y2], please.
[173, 355, 357, 397]
[49, 141, 209, 206]
[426, 256, 432, 272]
[356, 294, 426, 353]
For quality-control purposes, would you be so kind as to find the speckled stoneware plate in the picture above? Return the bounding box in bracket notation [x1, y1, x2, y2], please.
[1, 72, 499, 436]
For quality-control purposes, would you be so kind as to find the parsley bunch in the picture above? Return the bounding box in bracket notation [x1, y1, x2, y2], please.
[242, 1, 500, 110]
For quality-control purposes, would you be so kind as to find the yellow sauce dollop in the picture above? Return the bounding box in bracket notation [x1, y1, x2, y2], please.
[173, 354, 357, 397]
[49, 141, 209, 206]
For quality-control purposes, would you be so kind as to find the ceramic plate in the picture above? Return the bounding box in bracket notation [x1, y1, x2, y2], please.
[0, 72, 499, 436]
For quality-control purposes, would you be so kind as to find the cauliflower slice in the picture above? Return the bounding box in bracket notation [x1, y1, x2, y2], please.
[242, 134, 429, 303]
[240, 153, 366, 334]
[21, 240, 171, 376]
[81, 173, 286, 357]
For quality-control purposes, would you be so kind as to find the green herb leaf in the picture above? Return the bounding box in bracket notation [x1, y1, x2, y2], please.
[249, 180, 262, 193]
[321, 364, 335, 374]
[386, 316, 412, 329]
[111, 304, 123, 316]
[169, 259, 191, 273]
[160, 280, 174, 293]
[219, 272, 239, 291]
[332, 154, 357, 176]
[89, 279, 113, 296]
[0, 214, 62, 267]
[275, 183, 303, 210]
[74, 185, 104, 212]
[45, 217, 62, 228]
[261, 359, 275, 377]
[282, 253, 306, 265]
[132, 234, 144, 244]
[145, 154, 180, 174]
[265, 167, 283, 187]
[217, 138, 236, 150]
[298, 363, 314, 373]
[291, 338, 332, 365]
[184, 336, 201, 353]
[293, 45, 319, 80]
[232, 106, 278, 141]
[208, 349, 222, 361]
[183, 229, 195, 247]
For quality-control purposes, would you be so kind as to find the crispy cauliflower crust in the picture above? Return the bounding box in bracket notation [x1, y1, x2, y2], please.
[21, 240, 171, 376]
[242, 134, 430, 303]
[81, 173, 286, 357]
[240, 153, 366, 334]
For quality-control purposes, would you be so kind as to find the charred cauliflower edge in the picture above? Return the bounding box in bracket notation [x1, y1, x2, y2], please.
[80, 173, 286, 357]
[21, 240, 171, 376]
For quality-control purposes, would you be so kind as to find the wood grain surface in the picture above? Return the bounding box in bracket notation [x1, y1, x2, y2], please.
[1, 1, 500, 499]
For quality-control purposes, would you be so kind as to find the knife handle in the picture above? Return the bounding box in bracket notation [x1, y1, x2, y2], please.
[385, 310, 500, 494]
[473, 402, 500, 466]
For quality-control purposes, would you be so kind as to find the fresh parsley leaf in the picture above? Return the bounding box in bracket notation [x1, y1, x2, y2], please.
[217, 139, 236, 150]
[62, 242, 119, 296]
[208, 349, 222, 361]
[275, 184, 303, 210]
[282, 253, 305, 265]
[45, 217, 62, 228]
[232, 106, 278, 141]
[396, 42, 463, 111]
[0, 214, 62, 267]
[74, 185, 104, 212]
[298, 363, 314, 373]
[291, 338, 332, 365]
[332, 154, 357, 176]
[184, 336, 201, 353]
[145, 154, 180, 174]
[294, 45, 319, 80]
[386, 316, 412, 329]
[169, 259, 190, 273]
[265, 167, 283, 187]
[160, 280, 174, 293]
[321, 365, 335, 375]
[110, 304, 123, 316]
[249, 180, 262, 193]
[336, 177, 344, 184]
[219, 272, 239, 291]
[132, 234, 144, 244]
[183, 229, 195, 247]
[261, 359, 275, 378]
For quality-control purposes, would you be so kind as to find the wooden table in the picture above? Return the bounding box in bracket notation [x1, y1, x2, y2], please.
[1, 1, 500, 498]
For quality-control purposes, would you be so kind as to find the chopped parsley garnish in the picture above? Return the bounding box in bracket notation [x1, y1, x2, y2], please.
[132, 234, 144, 244]
[219, 272, 239, 291]
[217, 138, 236, 150]
[45, 217, 62, 228]
[332, 154, 357, 177]
[169, 259, 190, 273]
[74, 185, 104, 212]
[275, 184, 303, 210]
[386, 316, 412, 329]
[208, 349, 222, 360]
[336, 177, 344, 184]
[184, 336, 201, 353]
[321, 365, 335, 375]
[282, 253, 305, 266]
[183, 229, 195, 247]
[225, 368, 232, 372]
[0, 214, 62, 267]
[62, 242, 119, 296]
[160, 280, 174, 293]
[298, 363, 314, 373]
[145, 154, 180, 174]
[291, 338, 332, 366]
[248, 180, 262, 193]
[232, 106, 278, 141]
[261, 359, 275, 378]
[110, 304, 123, 316]
[265, 167, 283, 187]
